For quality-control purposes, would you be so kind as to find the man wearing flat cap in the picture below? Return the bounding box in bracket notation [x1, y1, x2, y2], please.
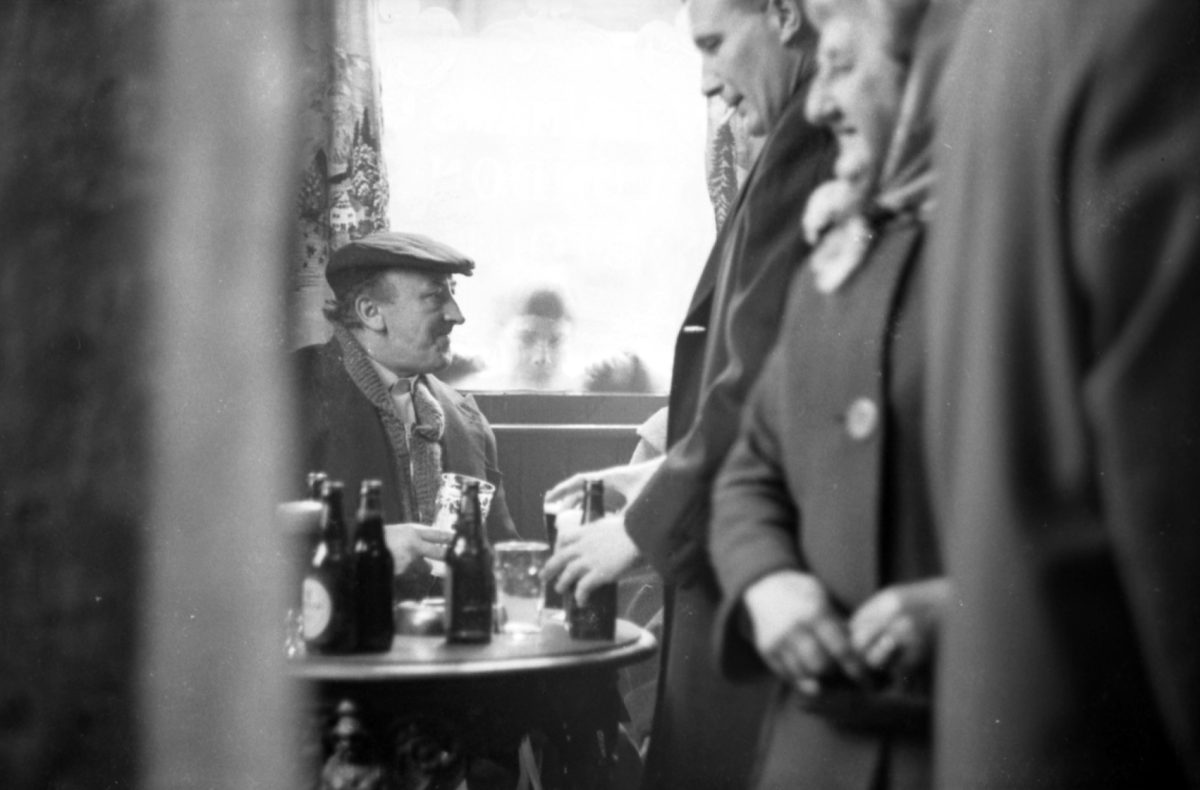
[294, 231, 517, 589]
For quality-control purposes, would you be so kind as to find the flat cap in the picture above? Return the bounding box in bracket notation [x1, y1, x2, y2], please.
[326, 232, 475, 289]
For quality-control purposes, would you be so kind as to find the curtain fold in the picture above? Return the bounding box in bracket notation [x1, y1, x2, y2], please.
[292, 0, 390, 348]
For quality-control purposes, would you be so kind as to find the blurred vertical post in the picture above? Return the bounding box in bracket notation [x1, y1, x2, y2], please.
[0, 2, 157, 786]
[141, 0, 303, 787]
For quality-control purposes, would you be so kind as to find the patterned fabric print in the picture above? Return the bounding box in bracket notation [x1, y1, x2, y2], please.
[293, 0, 391, 348]
[707, 113, 739, 230]
[409, 377, 445, 525]
[705, 96, 762, 231]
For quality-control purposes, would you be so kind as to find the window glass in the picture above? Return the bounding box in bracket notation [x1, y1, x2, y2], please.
[378, 0, 714, 393]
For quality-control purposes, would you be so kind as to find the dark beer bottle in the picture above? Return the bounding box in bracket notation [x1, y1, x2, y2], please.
[302, 480, 357, 654]
[353, 479, 395, 652]
[542, 505, 563, 610]
[298, 469, 328, 573]
[565, 479, 618, 640]
[444, 481, 495, 643]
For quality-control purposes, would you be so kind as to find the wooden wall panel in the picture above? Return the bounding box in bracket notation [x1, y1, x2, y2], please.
[471, 393, 666, 537]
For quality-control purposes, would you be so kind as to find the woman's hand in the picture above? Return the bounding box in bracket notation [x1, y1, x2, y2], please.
[848, 577, 950, 673]
[543, 457, 664, 515]
[541, 513, 641, 605]
[742, 570, 865, 693]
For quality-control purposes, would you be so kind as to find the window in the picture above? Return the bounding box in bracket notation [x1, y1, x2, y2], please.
[377, 0, 715, 393]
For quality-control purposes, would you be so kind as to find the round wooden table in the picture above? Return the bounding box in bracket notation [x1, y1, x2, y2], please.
[289, 618, 657, 789]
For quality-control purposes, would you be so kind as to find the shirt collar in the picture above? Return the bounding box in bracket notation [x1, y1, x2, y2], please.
[367, 356, 418, 396]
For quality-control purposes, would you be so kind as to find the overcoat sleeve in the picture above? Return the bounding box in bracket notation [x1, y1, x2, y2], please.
[1070, 9, 1200, 769]
[707, 343, 806, 678]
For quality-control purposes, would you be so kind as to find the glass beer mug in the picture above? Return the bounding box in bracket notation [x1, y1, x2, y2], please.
[433, 473, 496, 530]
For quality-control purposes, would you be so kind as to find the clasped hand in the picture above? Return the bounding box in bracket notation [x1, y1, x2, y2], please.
[743, 571, 948, 695]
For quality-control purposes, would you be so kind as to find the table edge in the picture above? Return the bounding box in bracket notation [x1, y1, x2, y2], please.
[287, 622, 658, 682]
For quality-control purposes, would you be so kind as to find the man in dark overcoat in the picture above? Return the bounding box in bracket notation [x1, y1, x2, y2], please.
[925, 1, 1200, 786]
[294, 232, 517, 588]
[543, 0, 835, 785]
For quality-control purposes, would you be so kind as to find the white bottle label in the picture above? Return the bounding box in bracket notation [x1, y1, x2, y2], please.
[302, 577, 332, 640]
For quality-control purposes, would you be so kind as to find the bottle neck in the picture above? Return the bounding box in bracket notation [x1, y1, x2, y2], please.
[307, 473, 327, 501]
[354, 484, 385, 544]
[321, 490, 348, 547]
[582, 482, 604, 524]
[355, 513, 385, 544]
[454, 492, 487, 547]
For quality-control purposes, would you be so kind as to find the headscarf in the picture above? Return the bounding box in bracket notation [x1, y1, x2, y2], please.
[804, 0, 965, 292]
[874, 0, 966, 218]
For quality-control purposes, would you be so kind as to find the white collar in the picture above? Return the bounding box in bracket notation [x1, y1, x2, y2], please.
[367, 356, 418, 395]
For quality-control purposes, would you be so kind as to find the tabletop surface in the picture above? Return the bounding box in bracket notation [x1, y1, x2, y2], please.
[288, 618, 657, 682]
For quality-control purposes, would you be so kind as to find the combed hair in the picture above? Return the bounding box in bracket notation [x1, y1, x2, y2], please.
[701, 0, 821, 58]
[321, 271, 395, 329]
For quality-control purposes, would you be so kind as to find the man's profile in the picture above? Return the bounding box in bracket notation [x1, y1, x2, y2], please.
[293, 231, 517, 590]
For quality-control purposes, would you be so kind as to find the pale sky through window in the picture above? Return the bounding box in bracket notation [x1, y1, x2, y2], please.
[379, 0, 714, 391]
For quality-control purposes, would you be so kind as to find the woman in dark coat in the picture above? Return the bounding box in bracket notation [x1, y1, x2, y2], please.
[708, 1, 963, 787]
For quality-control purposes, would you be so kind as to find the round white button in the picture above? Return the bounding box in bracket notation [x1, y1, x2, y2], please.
[845, 397, 879, 441]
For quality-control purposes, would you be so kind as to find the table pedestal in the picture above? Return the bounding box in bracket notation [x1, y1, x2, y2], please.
[290, 619, 655, 790]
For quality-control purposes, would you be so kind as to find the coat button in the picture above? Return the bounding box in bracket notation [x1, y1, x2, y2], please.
[845, 397, 879, 441]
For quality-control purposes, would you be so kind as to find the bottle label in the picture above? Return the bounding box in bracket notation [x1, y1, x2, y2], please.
[302, 577, 332, 640]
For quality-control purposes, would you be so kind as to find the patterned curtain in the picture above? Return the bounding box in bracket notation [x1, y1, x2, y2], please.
[292, 0, 391, 348]
[704, 95, 762, 230]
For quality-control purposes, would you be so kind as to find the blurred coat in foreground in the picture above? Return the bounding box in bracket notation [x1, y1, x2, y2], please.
[926, 1, 1200, 786]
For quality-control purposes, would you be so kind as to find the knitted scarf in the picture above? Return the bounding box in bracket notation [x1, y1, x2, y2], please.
[332, 324, 420, 523]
